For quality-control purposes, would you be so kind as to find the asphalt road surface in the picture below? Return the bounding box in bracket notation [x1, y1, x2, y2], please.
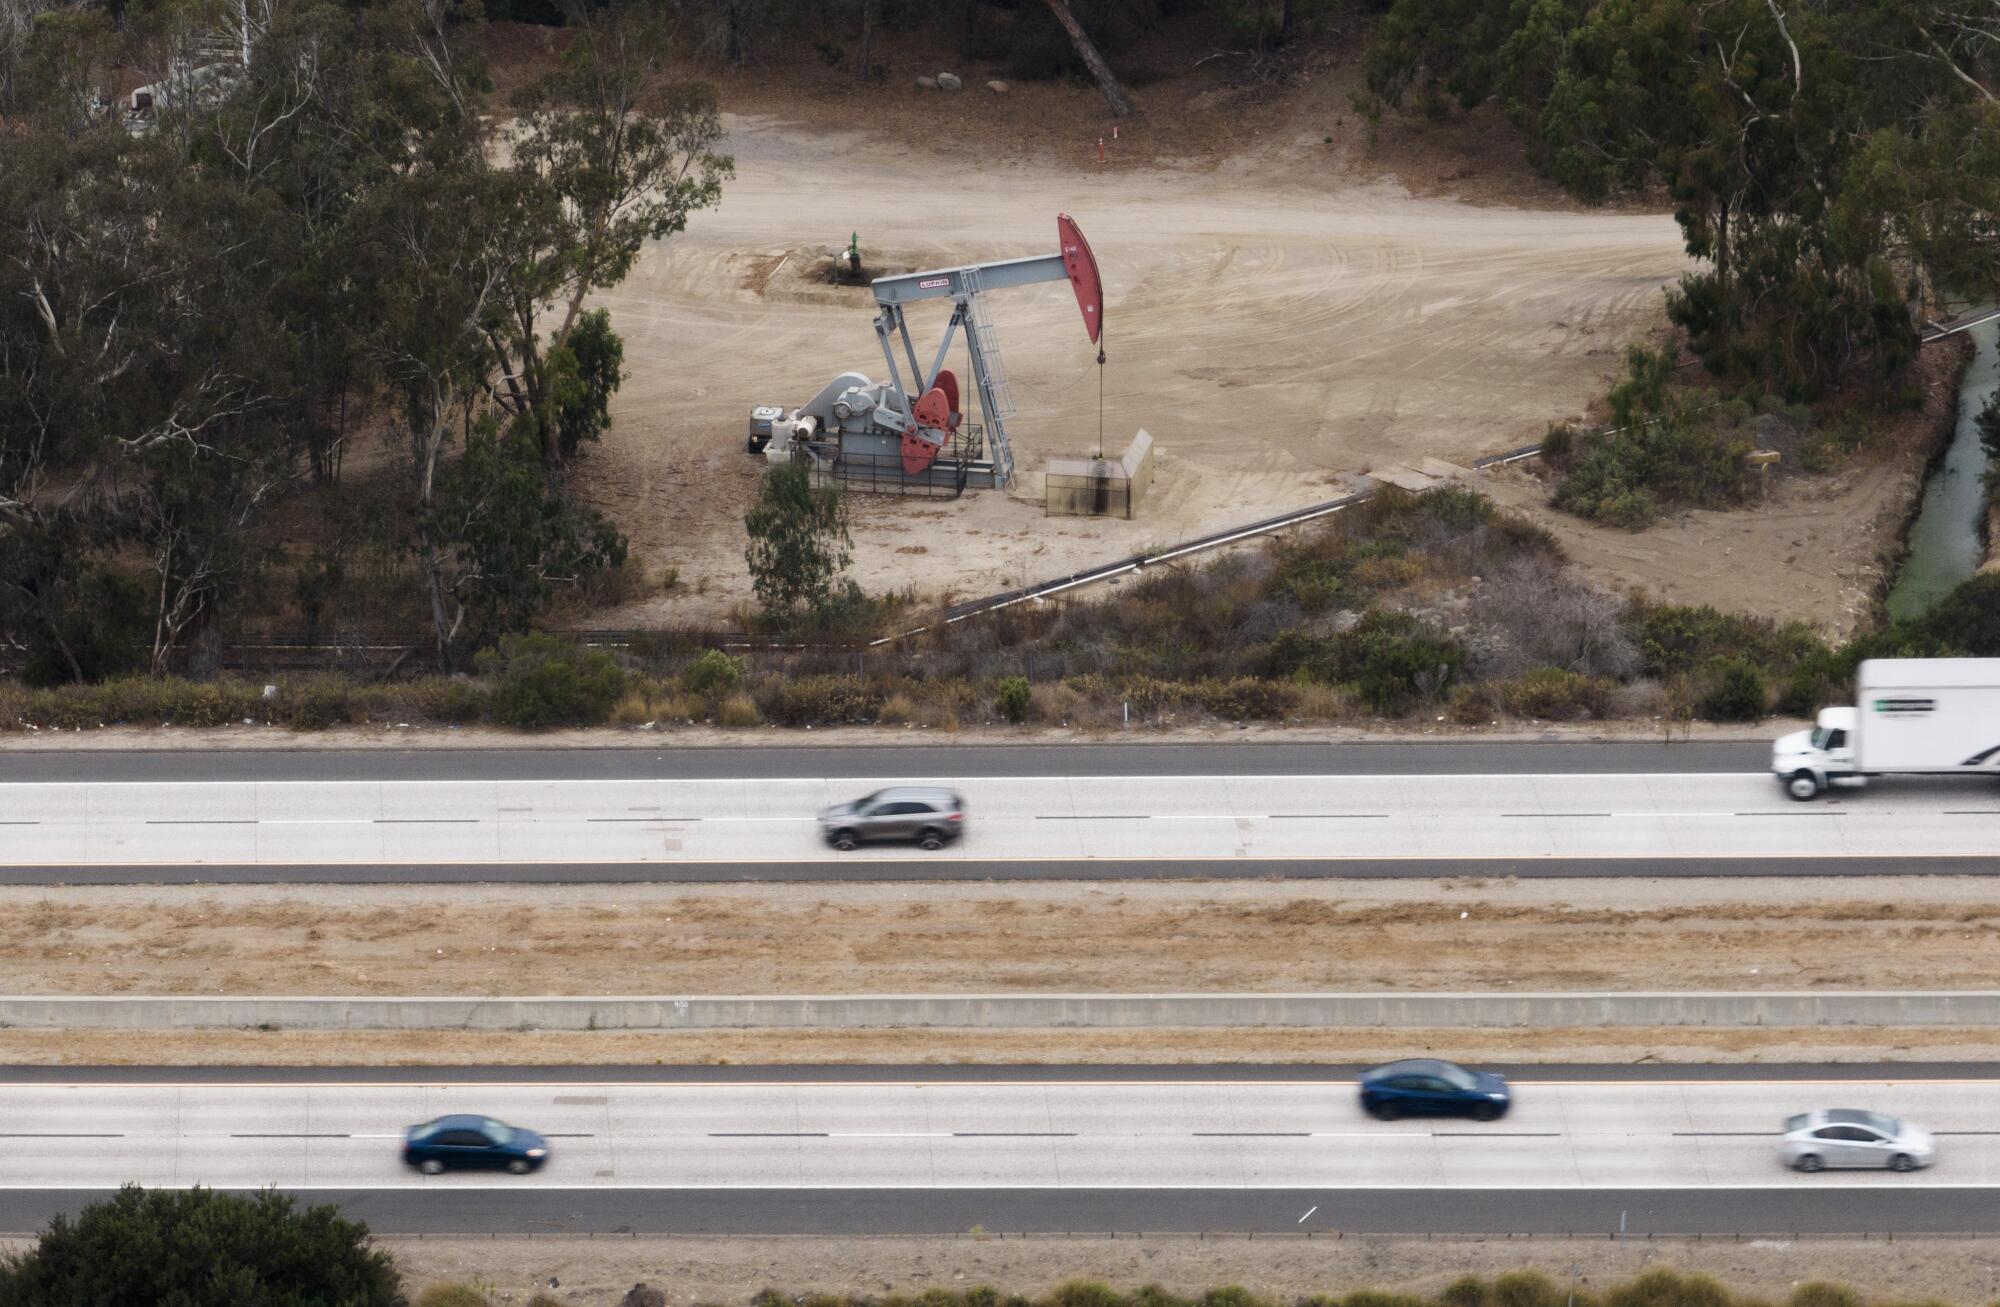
[0, 741, 1766, 783]
[3, 770, 1996, 883]
[0, 1073, 1994, 1234]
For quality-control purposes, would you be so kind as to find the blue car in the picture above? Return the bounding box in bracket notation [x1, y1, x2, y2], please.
[1359, 1059, 1511, 1121]
[403, 1115, 550, 1175]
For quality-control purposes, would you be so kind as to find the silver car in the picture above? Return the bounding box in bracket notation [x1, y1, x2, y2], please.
[818, 787, 965, 851]
[1779, 1109, 1935, 1172]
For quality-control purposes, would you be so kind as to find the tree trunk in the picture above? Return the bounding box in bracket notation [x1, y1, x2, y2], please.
[1041, 0, 1134, 118]
[856, 0, 875, 81]
[1714, 196, 1731, 361]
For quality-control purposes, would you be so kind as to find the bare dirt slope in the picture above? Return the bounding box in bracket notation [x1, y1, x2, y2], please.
[587, 103, 1687, 620]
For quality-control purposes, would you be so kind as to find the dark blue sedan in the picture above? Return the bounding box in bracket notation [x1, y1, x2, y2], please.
[403, 1115, 550, 1174]
[1358, 1059, 1511, 1121]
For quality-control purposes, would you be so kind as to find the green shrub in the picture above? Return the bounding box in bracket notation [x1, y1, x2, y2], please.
[1491, 1272, 1565, 1307]
[1776, 651, 1846, 717]
[1626, 601, 1829, 678]
[410, 677, 488, 724]
[1197, 677, 1297, 720]
[0, 1185, 401, 1304]
[1050, 1284, 1123, 1307]
[1701, 657, 1769, 721]
[1912, 573, 2000, 654]
[995, 675, 1032, 723]
[272, 675, 355, 730]
[1553, 404, 1751, 530]
[1788, 1287, 1862, 1307]
[1273, 553, 1347, 612]
[1605, 1269, 1732, 1307]
[1118, 676, 1189, 718]
[1502, 666, 1616, 719]
[683, 648, 745, 699]
[760, 675, 882, 726]
[1270, 612, 1464, 715]
[416, 1286, 493, 1307]
[474, 632, 626, 730]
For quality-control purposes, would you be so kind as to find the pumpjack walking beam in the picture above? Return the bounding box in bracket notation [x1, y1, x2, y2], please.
[865, 214, 1103, 488]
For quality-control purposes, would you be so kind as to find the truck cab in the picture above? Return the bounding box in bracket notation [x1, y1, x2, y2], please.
[1772, 706, 1858, 800]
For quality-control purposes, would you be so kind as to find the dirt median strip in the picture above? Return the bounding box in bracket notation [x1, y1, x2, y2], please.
[3, 877, 1999, 998]
[4, 1026, 1995, 1068]
[9, 992, 2000, 1032]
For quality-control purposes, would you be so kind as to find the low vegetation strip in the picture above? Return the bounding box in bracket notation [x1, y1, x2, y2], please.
[9, 489, 1996, 735]
[406, 1271, 1959, 1307]
[384, 1239, 2000, 1307]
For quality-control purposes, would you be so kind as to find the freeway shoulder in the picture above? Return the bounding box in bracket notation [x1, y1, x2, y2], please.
[0, 741, 1769, 783]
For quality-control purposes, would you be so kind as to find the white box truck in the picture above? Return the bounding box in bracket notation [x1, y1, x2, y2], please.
[1773, 658, 2000, 799]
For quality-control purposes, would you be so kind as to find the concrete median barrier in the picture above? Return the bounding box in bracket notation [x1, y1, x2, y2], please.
[0, 991, 1995, 1032]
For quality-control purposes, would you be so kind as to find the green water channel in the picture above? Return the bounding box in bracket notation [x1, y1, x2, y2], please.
[1885, 318, 1998, 620]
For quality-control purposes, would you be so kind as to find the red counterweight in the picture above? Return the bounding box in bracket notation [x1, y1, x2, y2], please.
[1058, 213, 1103, 344]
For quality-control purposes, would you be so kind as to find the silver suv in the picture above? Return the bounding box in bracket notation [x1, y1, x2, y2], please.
[818, 787, 965, 851]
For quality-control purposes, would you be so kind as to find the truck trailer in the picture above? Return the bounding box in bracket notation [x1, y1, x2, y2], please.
[1772, 657, 2000, 799]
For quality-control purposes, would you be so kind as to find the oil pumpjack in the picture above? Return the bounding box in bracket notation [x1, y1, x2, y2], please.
[749, 214, 1104, 493]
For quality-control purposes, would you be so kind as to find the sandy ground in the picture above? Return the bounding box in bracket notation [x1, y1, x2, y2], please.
[584, 84, 1689, 623]
[7, 876, 1998, 998]
[378, 1234, 2000, 1306]
[1480, 343, 1969, 642]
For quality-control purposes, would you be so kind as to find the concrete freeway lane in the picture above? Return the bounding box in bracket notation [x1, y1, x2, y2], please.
[0, 1075, 1996, 1235]
[2, 770, 1996, 883]
[0, 741, 1766, 783]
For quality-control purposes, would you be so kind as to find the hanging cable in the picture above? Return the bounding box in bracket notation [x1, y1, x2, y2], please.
[1096, 325, 1107, 461]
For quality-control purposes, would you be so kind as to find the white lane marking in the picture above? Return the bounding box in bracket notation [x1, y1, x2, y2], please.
[1298, 1205, 1318, 1222]
[15, 774, 1783, 787]
[259, 820, 374, 825]
[826, 1132, 951, 1139]
[5, 1181, 1993, 1191]
[1611, 812, 1736, 819]
[26, 1078, 2000, 1090]
[19, 849, 2000, 866]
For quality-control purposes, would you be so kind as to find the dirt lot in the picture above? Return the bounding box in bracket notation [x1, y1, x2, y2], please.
[575, 44, 1693, 625]
[537, 24, 1961, 640]
[9, 876, 2000, 999]
[383, 1234, 2000, 1305]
